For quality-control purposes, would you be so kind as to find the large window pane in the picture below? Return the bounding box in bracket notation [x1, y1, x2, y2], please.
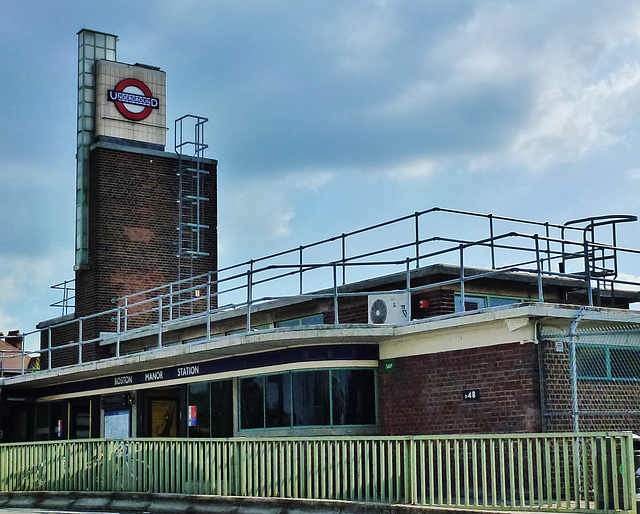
[332, 369, 376, 425]
[188, 382, 210, 438]
[240, 377, 264, 429]
[211, 380, 234, 437]
[266, 374, 291, 427]
[292, 371, 330, 426]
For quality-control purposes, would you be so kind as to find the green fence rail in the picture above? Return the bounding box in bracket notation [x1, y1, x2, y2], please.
[0, 433, 636, 513]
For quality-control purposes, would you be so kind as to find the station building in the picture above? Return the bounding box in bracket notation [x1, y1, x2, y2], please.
[1, 30, 639, 443]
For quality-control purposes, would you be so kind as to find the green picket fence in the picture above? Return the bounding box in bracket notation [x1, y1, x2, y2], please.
[0, 433, 636, 513]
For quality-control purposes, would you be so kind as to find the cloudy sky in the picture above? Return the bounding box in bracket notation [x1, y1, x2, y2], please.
[2, 1, 640, 335]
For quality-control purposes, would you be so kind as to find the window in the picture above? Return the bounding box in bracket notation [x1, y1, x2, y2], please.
[276, 314, 324, 328]
[332, 369, 376, 426]
[239, 368, 376, 430]
[454, 293, 522, 312]
[292, 370, 330, 426]
[577, 345, 640, 380]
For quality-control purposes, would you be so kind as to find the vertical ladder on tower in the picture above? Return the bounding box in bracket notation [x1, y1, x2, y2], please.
[175, 115, 210, 315]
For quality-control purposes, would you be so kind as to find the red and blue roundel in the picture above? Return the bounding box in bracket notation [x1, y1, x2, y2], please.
[108, 78, 159, 121]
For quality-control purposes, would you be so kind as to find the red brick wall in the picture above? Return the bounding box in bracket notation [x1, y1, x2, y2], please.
[53, 145, 218, 365]
[378, 342, 542, 435]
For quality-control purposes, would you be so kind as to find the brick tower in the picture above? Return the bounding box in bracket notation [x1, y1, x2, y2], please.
[44, 30, 217, 367]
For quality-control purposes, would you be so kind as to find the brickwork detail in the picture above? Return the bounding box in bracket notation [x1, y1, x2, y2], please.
[378, 342, 542, 435]
[46, 145, 217, 366]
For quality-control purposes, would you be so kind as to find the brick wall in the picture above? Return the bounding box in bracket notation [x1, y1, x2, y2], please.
[378, 342, 542, 435]
[54, 145, 218, 365]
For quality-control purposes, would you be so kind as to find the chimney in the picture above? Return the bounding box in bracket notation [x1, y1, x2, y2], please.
[5, 330, 23, 351]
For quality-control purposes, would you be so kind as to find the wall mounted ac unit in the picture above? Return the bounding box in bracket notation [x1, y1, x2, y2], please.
[368, 294, 408, 325]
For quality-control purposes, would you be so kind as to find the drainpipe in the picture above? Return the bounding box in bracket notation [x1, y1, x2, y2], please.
[569, 306, 586, 432]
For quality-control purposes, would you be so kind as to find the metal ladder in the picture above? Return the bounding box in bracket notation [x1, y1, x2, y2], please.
[175, 115, 210, 313]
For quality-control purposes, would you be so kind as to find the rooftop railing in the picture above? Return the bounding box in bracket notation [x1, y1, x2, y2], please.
[16, 208, 640, 374]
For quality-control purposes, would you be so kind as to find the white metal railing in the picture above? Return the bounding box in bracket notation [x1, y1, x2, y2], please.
[20, 209, 639, 374]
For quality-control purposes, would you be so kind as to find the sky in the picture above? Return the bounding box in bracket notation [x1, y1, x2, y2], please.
[2, 1, 640, 336]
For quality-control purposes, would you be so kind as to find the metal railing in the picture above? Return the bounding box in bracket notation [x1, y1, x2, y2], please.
[33, 209, 640, 372]
[0, 433, 635, 513]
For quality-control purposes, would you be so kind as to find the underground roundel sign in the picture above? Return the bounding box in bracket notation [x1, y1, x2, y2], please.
[108, 78, 159, 121]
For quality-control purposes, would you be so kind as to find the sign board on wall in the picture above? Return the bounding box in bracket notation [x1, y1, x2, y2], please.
[95, 60, 166, 147]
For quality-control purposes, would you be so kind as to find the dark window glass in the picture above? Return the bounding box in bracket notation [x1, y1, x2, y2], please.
[276, 314, 324, 328]
[332, 369, 376, 425]
[70, 401, 91, 439]
[611, 348, 640, 379]
[576, 347, 606, 378]
[211, 380, 234, 437]
[266, 374, 291, 427]
[188, 382, 210, 438]
[292, 370, 330, 426]
[35, 404, 49, 441]
[50, 402, 68, 440]
[240, 377, 264, 429]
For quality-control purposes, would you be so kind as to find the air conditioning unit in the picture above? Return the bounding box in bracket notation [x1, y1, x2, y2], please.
[368, 294, 408, 325]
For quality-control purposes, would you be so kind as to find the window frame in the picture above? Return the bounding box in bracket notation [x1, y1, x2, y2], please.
[576, 344, 640, 381]
[238, 367, 377, 431]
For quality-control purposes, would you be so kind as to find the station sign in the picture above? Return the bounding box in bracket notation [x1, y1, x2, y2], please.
[108, 78, 159, 121]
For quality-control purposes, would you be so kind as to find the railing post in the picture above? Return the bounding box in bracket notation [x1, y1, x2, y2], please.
[116, 307, 121, 358]
[414, 212, 420, 269]
[169, 283, 174, 321]
[157, 296, 163, 348]
[78, 318, 83, 364]
[405, 258, 412, 322]
[341, 233, 346, 285]
[544, 222, 551, 272]
[535, 235, 544, 302]
[489, 213, 496, 269]
[206, 271, 212, 341]
[406, 438, 418, 505]
[624, 433, 636, 514]
[299, 246, 303, 295]
[459, 245, 465, 310]
[584, 240, 593, 306]
[333, 263, 339, 326]
[124, 296, 129, 332]
[48, 326, 52, 370]
[246, 269, 253, 332]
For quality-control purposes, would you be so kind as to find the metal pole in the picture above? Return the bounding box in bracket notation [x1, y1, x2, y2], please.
[207, 271, 212, 341]
[116, 307, 121, 358]
[299, 246, 303, 295]
[124, 296, 129, 332]
[459, 245, 465, 310]
[78, 318, 83, 364]
[333, 263, 339, 326]
[405, 258, 412, 322]
[488, 214, 496, 269]
[535, 235, 544, 302]
[247, 270, 253, 332]
[157, 297, 163, 348]
[341, 234, 346, 285]
[48, 327, 52, 370]
[583, 241, 593, 306]
[414, 212, 420, 269]
[569, 307, 585, 433]
[169, 283, 174, 321]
